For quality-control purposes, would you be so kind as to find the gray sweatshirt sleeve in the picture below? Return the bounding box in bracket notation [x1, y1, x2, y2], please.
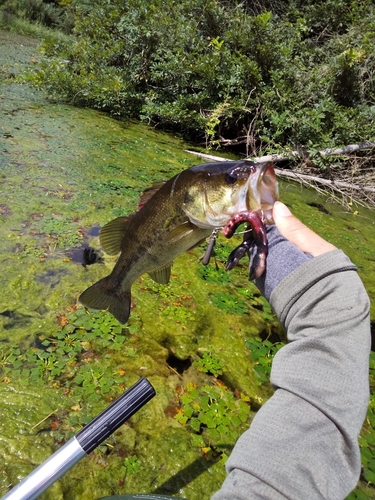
[212, 231, 371, 500]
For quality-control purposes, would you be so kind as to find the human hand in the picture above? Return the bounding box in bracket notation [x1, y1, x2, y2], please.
[251, 201, 337, 300]
[273, 201, 337, 256]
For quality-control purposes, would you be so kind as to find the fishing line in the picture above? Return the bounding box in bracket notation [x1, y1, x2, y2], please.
[233, 228, 253, 236]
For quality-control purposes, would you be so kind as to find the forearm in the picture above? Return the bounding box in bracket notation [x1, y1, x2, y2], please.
[212, 239, 370, 500]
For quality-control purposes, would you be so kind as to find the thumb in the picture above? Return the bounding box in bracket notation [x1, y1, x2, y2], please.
[273, 201, 337, 257]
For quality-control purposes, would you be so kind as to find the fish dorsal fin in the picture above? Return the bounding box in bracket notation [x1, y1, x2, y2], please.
[164, 219, 197, 244]
[99, 216, 131, 255]
[148, 263, 172, 284]
[138, 182, 165, 210]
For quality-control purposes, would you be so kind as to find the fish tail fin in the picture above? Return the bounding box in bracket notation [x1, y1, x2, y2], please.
[79, 277, 131, 324]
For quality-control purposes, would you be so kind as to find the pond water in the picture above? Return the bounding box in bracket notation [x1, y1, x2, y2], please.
[0, 30, 374, 500]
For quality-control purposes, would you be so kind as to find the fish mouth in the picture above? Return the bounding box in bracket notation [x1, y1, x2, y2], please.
[184, 160, 278, 230]
[249, 162, 279, 222]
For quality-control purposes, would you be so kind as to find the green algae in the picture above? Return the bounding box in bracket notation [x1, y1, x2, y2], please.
[0, 30, 272, 500]
[1, 29, 375, 500]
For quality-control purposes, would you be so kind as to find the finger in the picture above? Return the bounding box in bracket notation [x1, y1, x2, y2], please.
[273, 201, 337, 256]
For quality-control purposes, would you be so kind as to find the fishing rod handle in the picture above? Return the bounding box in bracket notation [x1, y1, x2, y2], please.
[1, 378, 156, 500]
[76, 377, 156, 453]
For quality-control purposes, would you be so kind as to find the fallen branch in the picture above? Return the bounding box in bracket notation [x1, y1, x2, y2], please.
[184, 150, 375, 194]
[319, 142, 375, 157]
[188, 141, 375, 163]
[184, 150, 234, 163]
[275, 169, 375, 194]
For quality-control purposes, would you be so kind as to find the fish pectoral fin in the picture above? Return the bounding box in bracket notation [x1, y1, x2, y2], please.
[148, 263, 172, 284]
[99, 215, 132, 255]
[164, 220, 196, 245]
[187, 237, 208, 251]
[79, 277, 131, 324]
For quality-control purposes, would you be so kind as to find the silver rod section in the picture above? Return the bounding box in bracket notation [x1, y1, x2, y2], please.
[1, 378, 156, 500]
[2, 437, 85, 500]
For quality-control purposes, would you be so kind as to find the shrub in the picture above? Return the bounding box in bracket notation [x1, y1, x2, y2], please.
[25, 0, 375, 155]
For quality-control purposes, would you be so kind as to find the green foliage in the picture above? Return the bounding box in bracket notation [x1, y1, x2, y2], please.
[0, 308, 128, 402]
[121, 455, 142, 475]
[347, 490, 375, 500]
[196, 238, 276, 319]
[210, 291, 248, 315]
[175, 382, 250, 451]
[245, 337, 285, 385]
[146, 281, 196, 324]
[25, 0, 375, 155]
[350, 351, 375, 496]
[32, 214, 84, 249]
[193, 350, 225, 377]
[256, 296, 275, 322]
[0, 0, 94, 33]
[160, 305, 195, 323]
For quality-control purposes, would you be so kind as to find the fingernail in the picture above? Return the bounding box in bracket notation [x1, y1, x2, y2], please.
[274, 201, 292, 217]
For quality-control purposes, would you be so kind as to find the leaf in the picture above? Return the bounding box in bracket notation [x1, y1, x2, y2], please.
[191, 434, 205, 448]
[184, 405, 194, 419]
[368, 458, 375, 473]
[190, 417, 201, 432]
[175, 413, 188, 425]
[363, 468, 375, 484]
[365, 432, 375, 446]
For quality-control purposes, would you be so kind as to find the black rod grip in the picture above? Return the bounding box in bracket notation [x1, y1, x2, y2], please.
[76, 377, 156, 454]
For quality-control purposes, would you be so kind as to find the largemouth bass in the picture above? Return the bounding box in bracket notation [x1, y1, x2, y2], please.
[79, 161, 278, 324]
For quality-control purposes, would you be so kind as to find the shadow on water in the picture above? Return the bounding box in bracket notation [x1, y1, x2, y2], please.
[0, 309, 32, 330]
[66, 244, 104, 267]
[153, 454, 227, 496]
[36, 268, 68, 288]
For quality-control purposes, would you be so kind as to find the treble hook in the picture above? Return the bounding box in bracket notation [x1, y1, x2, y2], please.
[202, 228, 219, 265]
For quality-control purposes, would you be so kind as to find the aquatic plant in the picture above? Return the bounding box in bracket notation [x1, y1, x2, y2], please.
[0, 309, 129, 403]
[193, 350, 225, 377]
[245, 337, 285, 385]
[25, 214, 84, 253]
[210, 292, 248, 316]
[175, 382, 250, 452]
[121, 455, 142, 476]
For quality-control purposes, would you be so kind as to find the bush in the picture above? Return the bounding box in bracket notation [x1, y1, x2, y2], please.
[26, 0, 375, 155]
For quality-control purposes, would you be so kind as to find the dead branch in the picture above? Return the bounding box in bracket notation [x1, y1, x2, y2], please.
[319, 142, 375, 157]
[184, 150, 375, 196]
[188, 141, 375, 163]
[272, 169, 375, 194]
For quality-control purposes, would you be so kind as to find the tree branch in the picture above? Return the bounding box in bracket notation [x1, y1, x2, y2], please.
[187, 141, 375, 163]
[184, 148, 375, 194]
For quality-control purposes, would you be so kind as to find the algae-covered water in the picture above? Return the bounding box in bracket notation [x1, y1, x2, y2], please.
[1, 30, 375, 500]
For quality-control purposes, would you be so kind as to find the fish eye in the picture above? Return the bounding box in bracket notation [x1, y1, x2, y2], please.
[225, 172, 237, 185]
